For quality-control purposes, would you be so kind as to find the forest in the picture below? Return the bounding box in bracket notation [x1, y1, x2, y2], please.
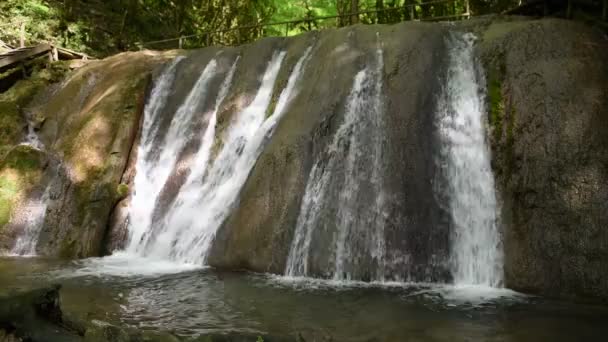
[0, 0, 521, 56]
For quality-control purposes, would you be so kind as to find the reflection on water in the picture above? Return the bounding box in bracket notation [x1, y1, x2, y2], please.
[1, 256, 608, 341]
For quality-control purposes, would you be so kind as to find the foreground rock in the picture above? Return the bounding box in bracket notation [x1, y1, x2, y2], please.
[0, 286, 297, 342]
[0, 285, 81, 341]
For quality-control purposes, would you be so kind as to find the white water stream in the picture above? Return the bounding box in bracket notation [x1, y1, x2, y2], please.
[122, 48, 313, 264]
[10, 185, 51, 256]
[285, 43, 386, 281]
[437, 33, 503, 287]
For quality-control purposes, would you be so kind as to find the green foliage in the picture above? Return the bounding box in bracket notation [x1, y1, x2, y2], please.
[0, 0, 520, 55]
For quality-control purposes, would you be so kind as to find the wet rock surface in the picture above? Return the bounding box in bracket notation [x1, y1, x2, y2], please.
[477, 18, 608, 301]
[1, 16, 607, 302]
[0, 285, 81, 342]
[208, 22, 451, 282]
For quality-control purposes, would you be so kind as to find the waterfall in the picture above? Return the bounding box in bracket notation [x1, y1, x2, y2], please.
[11, 116, 50, 256]
[127, 56, 237, 256]
[285, 43, 387, 281]
[437, 32, 503, 287]
[123, 47, 312, 264]
[10, 185, 51, 256]
[125, 57, 186, 253]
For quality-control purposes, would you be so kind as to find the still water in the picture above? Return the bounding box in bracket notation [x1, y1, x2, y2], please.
[1, 256, 607, 341]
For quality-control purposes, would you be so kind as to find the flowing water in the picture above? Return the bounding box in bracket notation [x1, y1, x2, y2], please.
[125, 56, 186, 254]
[9, 185, 51, 256]
[285, 44, 387, 281]
[124, 48, 312, 264]
[437, 33, 503, 287]
[2, 257, 608, 341]
[5, 30, 597, 342]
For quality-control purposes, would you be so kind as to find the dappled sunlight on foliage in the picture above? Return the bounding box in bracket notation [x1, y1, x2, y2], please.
[0, 0, 525, 56]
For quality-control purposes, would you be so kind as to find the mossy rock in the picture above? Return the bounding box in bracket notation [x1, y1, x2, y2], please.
[116, 183, 129, 200]
[1, 145, 45, 171]
[486, 57, 506, 143]
[0, 173, 19, 227]
[0, 145, 46, 229]
[0, 100, 24, 158]
[84, 320, 130, 342]
[0, 61, 71, 159]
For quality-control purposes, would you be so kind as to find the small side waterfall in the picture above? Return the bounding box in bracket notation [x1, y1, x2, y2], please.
[122, 47, 313, 264]
[10, 119, 50, 256]
[437, 33, 503, 287]
[10, 185, 51, 256]
[285, 42, 387, 281]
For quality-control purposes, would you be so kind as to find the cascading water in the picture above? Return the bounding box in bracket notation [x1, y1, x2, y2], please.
[10, 185, 51, 256]
[437, 32, 503, 287]
[127, 56, 237, 256]
[10, 118, 50, 256]
[285, 41, 387, 281]
[122, 47, 313, 264]
[125, 56, 217, 253]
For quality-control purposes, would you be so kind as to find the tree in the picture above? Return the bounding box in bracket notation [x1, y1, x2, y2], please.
[351, 0, 360, 24]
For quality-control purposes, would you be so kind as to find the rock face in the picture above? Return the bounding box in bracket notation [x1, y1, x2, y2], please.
[2, 16, 608, 301]
[477, 18, 608, 301]
[0, 51, 179, 257]
[35, 51, 180, 258]
[209, 17, 608, 299]
[0, 65, 68, 251]
[207, 22, 452, 282]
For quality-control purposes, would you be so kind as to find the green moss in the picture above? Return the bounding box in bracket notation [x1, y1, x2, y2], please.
[0, 63, 71, 159]
[116, 183, 129, 199]
[1, 145, 43, 171]
[0, 101, 23, 158]
[265, 76, 288, 118]
[487, 58, 506, 143]
[38, 62, 71, 83]
[504, 106, 517, 181]
[0, 146, 45, 228]
[0, 175, 18, 227]
[0, 79, 46, 108]
[59, 238, 77, 259]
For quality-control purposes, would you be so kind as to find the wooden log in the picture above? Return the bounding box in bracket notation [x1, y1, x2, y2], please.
[54, 46, 93, 60]
[0, 44, 51, 70]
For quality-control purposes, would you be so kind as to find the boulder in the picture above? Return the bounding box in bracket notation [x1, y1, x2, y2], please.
[0, 285, 81, 342]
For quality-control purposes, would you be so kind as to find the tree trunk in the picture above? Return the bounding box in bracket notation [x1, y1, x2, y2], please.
[376, 0, 386, 24]
[351, 0, 359, 24]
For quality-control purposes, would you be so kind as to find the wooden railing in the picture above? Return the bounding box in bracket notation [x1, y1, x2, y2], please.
[139, 0, 471, 49]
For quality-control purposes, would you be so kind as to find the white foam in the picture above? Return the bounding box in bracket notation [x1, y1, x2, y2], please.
[56, 252, 202, 278]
